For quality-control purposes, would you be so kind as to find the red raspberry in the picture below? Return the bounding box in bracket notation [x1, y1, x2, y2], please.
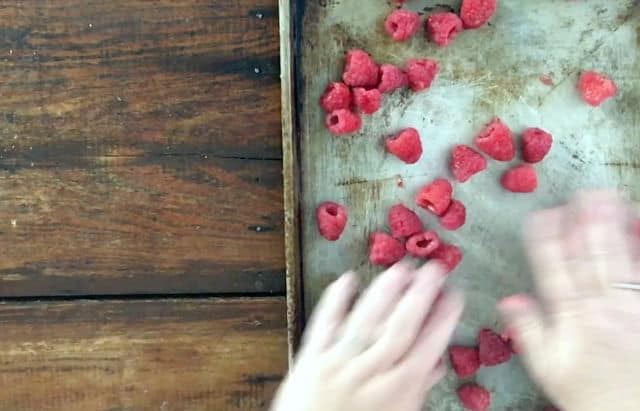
[388, 204, 423, 239]
[426, 12, 464, 47]
[385, 9, 421, 42]
[416, 178, 452, 215]
[578, 71, 617, 106]
[451, 145, 487, 182]
[478, 328, 512, 366]
[449, 346, 480, 378]
[405, 58, 439, 92]
[457, 384, 491, 411]
[369, 232, 406, 266]
[460, 0, 497, 29]
[431, 243, 462, 273]
[474, 118, 515, 161]
[352, 87, 382, 114]
[342, 49, 379, 88]
[325, 109, 361, 135]
[378, 64, 408, 94]
[522, 127, 553, 163]
[316, 202, 348, 241]
[319, 82, 352, 112]
[440, 199, 466, 230]
[406, 231, 441, 258]
[385, 128, 423, 164]
[501, 164, 538, 193]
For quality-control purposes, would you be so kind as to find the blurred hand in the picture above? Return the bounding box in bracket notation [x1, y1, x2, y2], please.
[270, 261, 464, 411]
[499, 191, 640, 411]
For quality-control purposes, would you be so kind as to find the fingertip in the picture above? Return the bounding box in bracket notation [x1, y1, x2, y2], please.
[497, 294, 537, 312]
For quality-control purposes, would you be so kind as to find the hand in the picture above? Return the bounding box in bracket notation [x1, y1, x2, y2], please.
[499, 191, 640, 411]
[270, 260, 464, 411]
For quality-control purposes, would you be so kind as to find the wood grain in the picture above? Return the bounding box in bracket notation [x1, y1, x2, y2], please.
[0, 0, 285, 296]
[0, 297, 287, 411]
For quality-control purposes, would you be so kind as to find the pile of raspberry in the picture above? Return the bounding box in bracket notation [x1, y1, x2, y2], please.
[316, 0, 618, 409]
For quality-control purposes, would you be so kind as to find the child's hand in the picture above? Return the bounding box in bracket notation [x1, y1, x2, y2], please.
[499, 191, 640, 411]
[271, 260, 463, 411]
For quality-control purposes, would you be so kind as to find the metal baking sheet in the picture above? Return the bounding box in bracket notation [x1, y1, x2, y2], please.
[295, 0, 639, 409]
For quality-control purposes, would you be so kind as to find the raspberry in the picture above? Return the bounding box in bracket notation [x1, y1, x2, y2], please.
[478, 328, 512, 366]
[369, 232, 406, 266]
[522, 127, 553, 163]
[426, 13, 464, 47]
[319, 82, 352, 112]
[460, 0, 497, 29]
[352, 87, 382, 114]
[406, 231, 441, 258]
[325, 109, 362, 135]
[501, 164, 538, 193]
[431, 243, 462, 273]
[342, 49, 380, 88]
[416, 178, 452, 215]
[378, 64, 408, 94]
[500, 326, 522, 354]
[405, 58, 439, 92]
[388, 204, 423, 239]
[451, 145, 487, 182]
[457, 384, 491, 411]
[449, 346, 480, 378]
[385, 128, 423, 164]
[316, 202, 348, 241]
[440, 199, 466, 230]
[385, 9, 421, 42]
[578, 71, 618, 106]
[474, 118, 515, 161]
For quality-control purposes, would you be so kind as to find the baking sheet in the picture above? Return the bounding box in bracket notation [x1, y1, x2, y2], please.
[295, 0, 640, 409]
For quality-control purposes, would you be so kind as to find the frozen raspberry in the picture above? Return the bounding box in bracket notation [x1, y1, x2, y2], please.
[325, 109, 361, 135]
[431, 243, 462, 273]
[353, 87, 382, 114]
[457, 384, 491, 411]
[406, 231, 441, 258]
[416, 178, 452, 215]
[320, 82, 352, 112]
[578, 71, 617, 106]
[540, 74, 554, 86]
[501, 164, 538, 193]
[474, 118, 515, 161]
[440, 199, 466, 231]
[369, 232, 406, 266]
[478, 328, 512, 366]
[451, 145, 487, 183]
[522, 127, 553, 163]
[426, 12, 464, 47]
[388, 204, 423, 239]
[378, 64, 408, 94]
[405, 58, 439, 92]
[316, 202, 348, 241]
[343, 49, 379, 88]
[449, 346, 480, 378]
[460, 0, 497, 29]
[385, 128, 423, 164]
[385, 9, 421, 42]
[500, 326, 522, 354]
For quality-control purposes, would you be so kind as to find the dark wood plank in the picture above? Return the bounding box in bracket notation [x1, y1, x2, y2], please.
[0, 297, 287, 410]
[0, 156, 284, 296]
[0, 0, 286, 296]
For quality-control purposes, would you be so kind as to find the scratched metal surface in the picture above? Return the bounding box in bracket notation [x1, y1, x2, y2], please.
[297, 0, 640, 409]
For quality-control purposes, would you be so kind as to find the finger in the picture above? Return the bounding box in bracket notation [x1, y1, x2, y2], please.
[347, 262, 447, 375]
[301, 271, 359, 355]
[524, 206, 576, 307]
[498, 294, 549, 377]
[566, 191, 636, 292]
[387, 290, 464, 381]
[336, 259, 417, 356]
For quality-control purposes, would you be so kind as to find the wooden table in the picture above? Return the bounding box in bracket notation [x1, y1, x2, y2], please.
[0, 1, 288, 409]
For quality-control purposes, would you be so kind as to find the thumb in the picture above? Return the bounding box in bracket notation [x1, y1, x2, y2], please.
[498, 294, 548, 366]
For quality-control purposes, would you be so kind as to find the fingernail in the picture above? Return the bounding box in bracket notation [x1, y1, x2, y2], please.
[498, 294, 532, 310]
